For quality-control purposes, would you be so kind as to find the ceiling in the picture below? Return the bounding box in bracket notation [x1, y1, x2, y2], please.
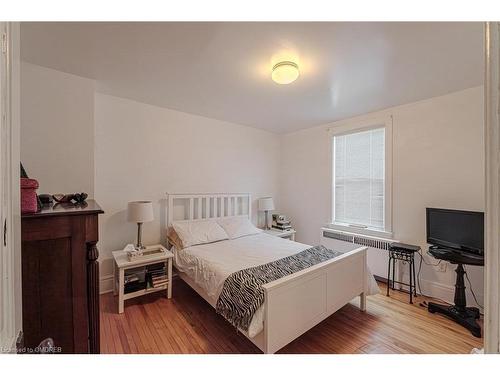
[21, 22, 484, 133]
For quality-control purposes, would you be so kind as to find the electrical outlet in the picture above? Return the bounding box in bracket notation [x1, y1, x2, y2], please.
[437, 262, 447, 272]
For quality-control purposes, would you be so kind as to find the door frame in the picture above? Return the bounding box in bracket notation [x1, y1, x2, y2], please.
[0, 21, 21, 353]
[484, 21, 500, 354]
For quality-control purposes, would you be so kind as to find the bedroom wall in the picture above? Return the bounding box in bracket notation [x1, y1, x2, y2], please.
[279, 86, 485, 307]
[94, 93, 281, 290]
[20, 62, 95, 195]
[20, 63, 281, 292]
[20, 62, 484, 305]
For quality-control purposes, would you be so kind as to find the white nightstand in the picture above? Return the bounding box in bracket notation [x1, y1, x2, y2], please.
[112, 245, 173, 314]
[264, 228, 296, 241]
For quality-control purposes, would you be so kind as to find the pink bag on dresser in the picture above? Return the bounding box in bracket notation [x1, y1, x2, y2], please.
[20, 178, 39, 214]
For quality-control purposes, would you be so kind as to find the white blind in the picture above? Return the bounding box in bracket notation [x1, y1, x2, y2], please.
[333, 127, 385, 230]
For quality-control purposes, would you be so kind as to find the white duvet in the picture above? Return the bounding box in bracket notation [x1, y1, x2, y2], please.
[173, 233, 379, 338]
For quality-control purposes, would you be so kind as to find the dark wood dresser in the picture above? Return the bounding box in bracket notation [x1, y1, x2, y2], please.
[21, 200, 104, 353]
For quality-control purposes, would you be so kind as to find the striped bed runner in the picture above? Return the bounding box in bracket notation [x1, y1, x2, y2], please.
[215, 245, 342, 331]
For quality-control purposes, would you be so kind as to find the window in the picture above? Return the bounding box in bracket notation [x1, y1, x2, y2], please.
[331, 119, 392, 235]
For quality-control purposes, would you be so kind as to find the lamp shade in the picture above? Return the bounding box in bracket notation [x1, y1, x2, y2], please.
[258, 197, 275, 211]
[127, 201, 154, 223]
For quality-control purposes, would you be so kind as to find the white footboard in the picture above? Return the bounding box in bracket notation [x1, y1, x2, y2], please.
[259, 246, 368, 354]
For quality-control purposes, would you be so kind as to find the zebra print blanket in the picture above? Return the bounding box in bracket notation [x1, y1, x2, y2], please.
[215, 245, 342, 331]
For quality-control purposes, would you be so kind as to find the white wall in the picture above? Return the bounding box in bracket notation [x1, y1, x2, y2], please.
[20, 62, 485, 305]
[20, 64, 281, 291]
[21, 63, 95, 195]
[94, 94, 281, 287]
[280, 86, 485, 306]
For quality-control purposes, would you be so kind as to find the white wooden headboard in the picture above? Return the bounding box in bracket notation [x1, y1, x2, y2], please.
[166, 193, 251, 228]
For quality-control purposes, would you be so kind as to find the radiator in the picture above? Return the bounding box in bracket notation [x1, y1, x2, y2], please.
[320, 228, 398, 280]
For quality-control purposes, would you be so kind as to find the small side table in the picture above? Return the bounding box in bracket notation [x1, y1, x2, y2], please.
[112, 245, 173, 314]
[387, 242, 420, 304]
[264, 228, 296, 241]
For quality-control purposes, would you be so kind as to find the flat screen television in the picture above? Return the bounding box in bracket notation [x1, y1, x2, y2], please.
[426, 208, 484, 255]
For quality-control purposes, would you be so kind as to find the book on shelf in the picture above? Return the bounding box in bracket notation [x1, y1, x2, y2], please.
[275, 220, 291, 225]
[148, 268, 166, 274]
[272, 225, 292, 231]
[149, 270, 168, 286]
[124, 274, 140, 283]
[149, 270, 166, 275]
[152, 279, 168, 286]
[150, 275, 165, 280]
[147, 262, 166, 272]
[150, 280, 168, 288]
[152, 274, 167, 279]
[151, 273, 167, 279]
[149, 266, 165, 271]
[150, 271, 166, 278]
[152, 282, 167, 287]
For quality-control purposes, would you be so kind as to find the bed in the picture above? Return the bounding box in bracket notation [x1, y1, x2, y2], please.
[167, 193, 376, 353]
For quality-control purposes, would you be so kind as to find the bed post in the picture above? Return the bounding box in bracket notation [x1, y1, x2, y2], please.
[166, 193, 172, 229]
[263, 289, 272, 354]
[360, 292, 367, 312]
[360, 248, 368, 312]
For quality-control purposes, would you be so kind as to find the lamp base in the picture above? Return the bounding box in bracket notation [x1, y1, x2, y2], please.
[264, 210, 271, 230]
[135, 222, 146, 250]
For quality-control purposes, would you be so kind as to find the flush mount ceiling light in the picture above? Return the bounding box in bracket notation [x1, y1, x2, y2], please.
[271, 61, 299, 84]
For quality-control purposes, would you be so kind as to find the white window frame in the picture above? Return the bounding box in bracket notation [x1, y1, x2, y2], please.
[328, 114, 393, 238]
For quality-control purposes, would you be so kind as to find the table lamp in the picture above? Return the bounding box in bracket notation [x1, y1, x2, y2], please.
[258, 197, 275, 230]
[127, 201, 154, 250]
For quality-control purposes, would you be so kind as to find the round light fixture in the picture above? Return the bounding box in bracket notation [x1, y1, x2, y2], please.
[271, 61, 299, 84]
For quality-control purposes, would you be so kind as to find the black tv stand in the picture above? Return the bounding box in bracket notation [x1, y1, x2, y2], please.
[427, 246, 483, 338]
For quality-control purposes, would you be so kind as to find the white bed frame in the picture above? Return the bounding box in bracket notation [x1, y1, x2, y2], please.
[166, 193, 368, 354]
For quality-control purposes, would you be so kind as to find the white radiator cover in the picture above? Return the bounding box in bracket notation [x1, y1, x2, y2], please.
[320, 228, 398, 279]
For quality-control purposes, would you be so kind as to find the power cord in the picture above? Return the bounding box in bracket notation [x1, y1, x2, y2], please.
[418, 249, 442, 267]
[415, 250, 441, 296]
[414, 250, 484, 313]
[414, 250, 455, 307]
[464, 265, 484, 310]
[417, 250, 423, 295]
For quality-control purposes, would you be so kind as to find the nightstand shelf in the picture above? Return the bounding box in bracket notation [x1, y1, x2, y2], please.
[122, 283, 169, 300]
[112, 245, 173, 314]
[264, 228, 296, 241]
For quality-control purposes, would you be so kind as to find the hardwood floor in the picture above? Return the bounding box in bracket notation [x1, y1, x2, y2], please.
[100, 279, 482, 354]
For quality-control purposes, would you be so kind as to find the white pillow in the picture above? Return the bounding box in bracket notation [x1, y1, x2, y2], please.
[217, 216, 262, 239]
[172, 220, 228, 248]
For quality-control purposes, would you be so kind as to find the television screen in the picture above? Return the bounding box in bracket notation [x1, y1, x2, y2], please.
[426, 208, 484, 255]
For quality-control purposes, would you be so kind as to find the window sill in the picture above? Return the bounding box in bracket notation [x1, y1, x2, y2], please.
[324, 223, 394, 240]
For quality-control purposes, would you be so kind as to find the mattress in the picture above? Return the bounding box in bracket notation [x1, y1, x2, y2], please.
[173, 232, 379, 338]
